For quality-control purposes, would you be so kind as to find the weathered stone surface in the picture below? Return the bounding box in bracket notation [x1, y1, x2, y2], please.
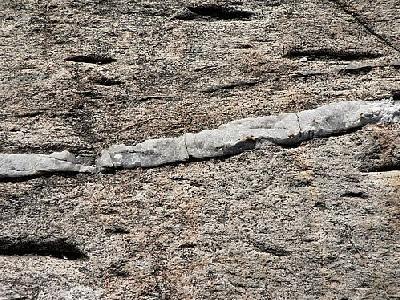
[1, 0, 400, 299]
[0, 151, 95, 178]
[0, 283, 103, 300]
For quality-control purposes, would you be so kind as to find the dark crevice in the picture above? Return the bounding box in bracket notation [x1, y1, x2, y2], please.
[174, 5, 254, 21]
[285, 48, 383, 61]
[178, 243, 197, 249]
[278, 141, 303, 149]
[340, 191, 368, 199]
[258, 0, 284, 5]
[338, 65, 374, 75]
[65, 54, 117, 65]
[314, 201, 327, 209]
[77, 90, 104, 99]
[171, 176, 202, 187]
[234, 43, 253, 49]
[105, 225, 130, 235]
[391, 90, 400, 101]
[280, 125, 366, 149]
[137, 95, 177, 102]
[253, 242, 291, 256]
[0, 237, 88, 260]
[217, 138, 258, 157]
[361, 163, 400, 173]
[13, 111, 46, 118]
[202, 79, 261, 93]
[292, 70, 327, 78]
[314, 124, 365, 140]
[326, 0, 400, 54]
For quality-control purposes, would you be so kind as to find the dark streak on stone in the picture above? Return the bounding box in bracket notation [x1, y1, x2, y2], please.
[314, 201, 327, 209]
[137, 95, 177, 102]
[105, 225, 130, 235]
[65, 54, 117, 65]
[285, 48, 382, 61]
[178, 243, 197, 249]
[93, 77, 124, 86]
[13, 111, 46, 118]
[361, 163, 400, 173]
[392, 61, 400, 69]
[338, 65, 374, 75]
[391, 90, 400, 101]
[0, 237, 88, 260]
[253, 242, 291, 256]
[340, 191, 368, 199]
[292, 70, 327, 78]
[174, 5, 254, 21]
[202, 79, 261, 93]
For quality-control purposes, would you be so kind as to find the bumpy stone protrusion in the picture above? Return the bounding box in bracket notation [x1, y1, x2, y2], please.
[1, 101, 398, 176]
[97, 137, 189, 169]
[98, 100, 400, 170]
[0, 151, 95, 179]
[296, 100, 400, 139]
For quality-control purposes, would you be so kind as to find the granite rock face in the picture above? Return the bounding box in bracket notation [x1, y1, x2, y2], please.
[1, 0, 400, 299]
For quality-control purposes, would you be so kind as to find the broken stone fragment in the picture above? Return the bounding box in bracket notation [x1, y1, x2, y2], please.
[97, 137, 189, 169]
[97, 100, 400, 170]
[184, 129, 257, 159]
[184, 113, 301, 160]
[219, 112, 301, 146]
[0, 150, 95, 179]
[297, 100, 400, 139]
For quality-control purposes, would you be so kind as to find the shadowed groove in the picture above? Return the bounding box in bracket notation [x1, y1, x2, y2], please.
[0, 237, 88, 260]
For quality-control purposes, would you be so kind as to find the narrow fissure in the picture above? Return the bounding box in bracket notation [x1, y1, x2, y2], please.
[202, 79, 261, 93]
[65, 54, 117, 65]
[285, 48, 382, 61]
[174, 5, 254, 21]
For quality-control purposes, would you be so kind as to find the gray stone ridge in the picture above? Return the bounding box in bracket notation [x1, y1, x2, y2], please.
[98, 100, 400, 170]
[0, 151, 95, 179]
[1, 100, 399, 178]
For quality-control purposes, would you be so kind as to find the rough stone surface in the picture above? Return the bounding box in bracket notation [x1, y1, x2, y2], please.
[1, 0, 400, 299]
